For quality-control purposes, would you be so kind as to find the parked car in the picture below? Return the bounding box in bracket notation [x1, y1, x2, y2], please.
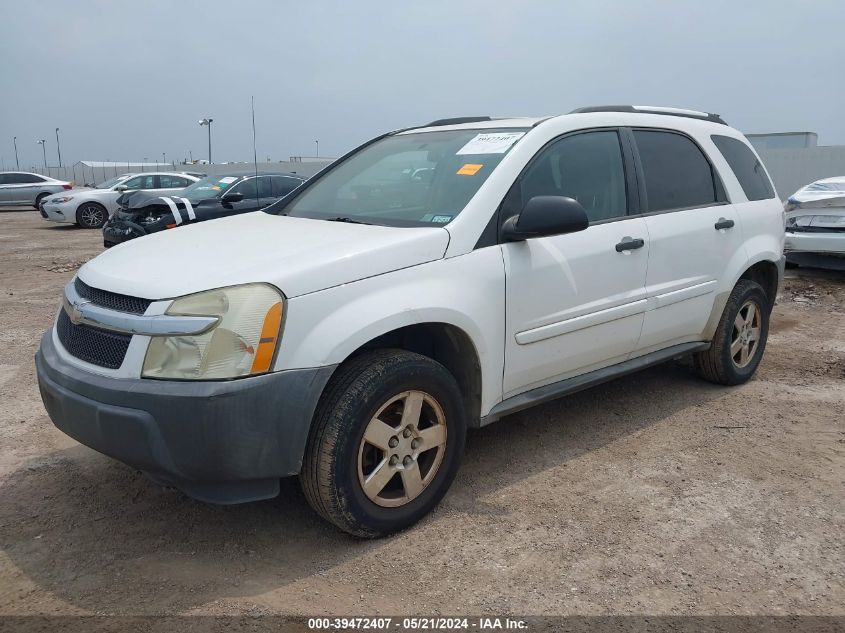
[36, 106, 784, 537]
[784, 177, 845, 270]
[40, 172, 201, 229]
[0, 171, 71, 208]
[102, 171, 305, 247]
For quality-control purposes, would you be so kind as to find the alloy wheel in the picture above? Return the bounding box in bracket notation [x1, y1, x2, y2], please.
[731, 299, 762, 368]
[357, 390, 447, 508]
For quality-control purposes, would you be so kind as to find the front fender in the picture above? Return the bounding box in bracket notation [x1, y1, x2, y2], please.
[276, 249, 506, 416]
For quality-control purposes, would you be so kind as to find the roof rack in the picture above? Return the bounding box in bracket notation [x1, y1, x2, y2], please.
[570, 105, 727, 125]
[423, 116, 492, 127]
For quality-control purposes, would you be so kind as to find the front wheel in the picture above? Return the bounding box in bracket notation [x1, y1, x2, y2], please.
[694, 279, 770, 385]
[300, 349, 466, 538]
[76, 202, 108, 229]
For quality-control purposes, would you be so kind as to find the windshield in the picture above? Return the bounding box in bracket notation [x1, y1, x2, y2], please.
[268, 128, 527, 227]
[97, 175, 128, 189]
[180, 174, 241, 201]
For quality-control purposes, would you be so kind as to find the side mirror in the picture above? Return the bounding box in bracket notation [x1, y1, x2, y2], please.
[221, 191, 244, 203]
[501, 196, 589, 242]
[115, 184, 128, 192]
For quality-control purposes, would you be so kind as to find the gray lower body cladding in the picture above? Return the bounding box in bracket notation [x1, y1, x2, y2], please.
[35, 332, 336, 504]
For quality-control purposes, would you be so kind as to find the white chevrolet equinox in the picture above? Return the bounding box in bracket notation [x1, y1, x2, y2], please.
[37, 106, 785, 537]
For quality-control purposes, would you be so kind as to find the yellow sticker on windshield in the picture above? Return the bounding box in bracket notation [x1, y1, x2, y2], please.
[456, 163, 483, 176]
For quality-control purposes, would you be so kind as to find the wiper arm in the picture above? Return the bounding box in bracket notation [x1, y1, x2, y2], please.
[324, 216, 372, 225]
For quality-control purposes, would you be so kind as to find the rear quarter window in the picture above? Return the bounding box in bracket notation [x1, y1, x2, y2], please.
[711, 135, 776, 201]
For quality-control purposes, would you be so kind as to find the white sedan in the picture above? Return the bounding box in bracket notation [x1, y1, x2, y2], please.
[40, 172, 201, 229]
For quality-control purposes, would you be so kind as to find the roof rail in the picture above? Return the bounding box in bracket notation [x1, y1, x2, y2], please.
[423, 116, 492, 127]
[570, 105, 727, 125]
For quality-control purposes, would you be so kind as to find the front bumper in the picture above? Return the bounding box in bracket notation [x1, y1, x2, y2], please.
[784, 230, 845, 256]
[103, 218, 148, 247]
[36, 331, 336, 503]
[41, 203, 72, 223]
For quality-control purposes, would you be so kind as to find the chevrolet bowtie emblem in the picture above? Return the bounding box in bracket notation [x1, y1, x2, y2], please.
[68, 298, 92, 325]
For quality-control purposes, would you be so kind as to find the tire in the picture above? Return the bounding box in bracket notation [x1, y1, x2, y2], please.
[76, 202, 108, 229]
[34, 193, 49, 209]
[694, 279, 770, 385]
[300, 349, 466, 538]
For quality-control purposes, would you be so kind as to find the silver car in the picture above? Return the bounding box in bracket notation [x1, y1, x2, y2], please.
[40, 172, 201, 229]
[0, 171, 72, 208]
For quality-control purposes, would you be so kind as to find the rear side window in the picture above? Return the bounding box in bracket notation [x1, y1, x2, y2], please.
[711, 135, 776, 201]
[633, 130, 718, 211]
[271, 176, 302, 197]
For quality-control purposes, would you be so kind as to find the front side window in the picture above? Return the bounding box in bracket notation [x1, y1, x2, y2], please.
[123, 174, 156, 190]
[711, 135, 776, 201]
[272, 128, 527, 227]
[97, 175, 127, 190]
[634, 130, 718, 211]
[519, 130, 628, 222]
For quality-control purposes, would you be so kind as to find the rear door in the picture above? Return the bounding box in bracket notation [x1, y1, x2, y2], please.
[631, 128, 745, 353]
[503, 129, 650, 397]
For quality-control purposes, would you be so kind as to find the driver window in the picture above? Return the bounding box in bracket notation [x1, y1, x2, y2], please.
[520, 130, 627, 222]
[124, 175, 155, 190]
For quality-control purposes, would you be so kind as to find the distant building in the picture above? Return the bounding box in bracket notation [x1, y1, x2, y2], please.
[747, 132, 818, 151]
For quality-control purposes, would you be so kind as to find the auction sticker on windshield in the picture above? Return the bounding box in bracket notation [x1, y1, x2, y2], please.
[456, 132, 524, 155]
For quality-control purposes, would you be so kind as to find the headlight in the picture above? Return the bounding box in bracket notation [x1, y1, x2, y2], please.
[142, 283, 284, 380]
[50, 196, 73, 203]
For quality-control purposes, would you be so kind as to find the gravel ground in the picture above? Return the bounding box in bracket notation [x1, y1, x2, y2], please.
[0, 208, 842, 618]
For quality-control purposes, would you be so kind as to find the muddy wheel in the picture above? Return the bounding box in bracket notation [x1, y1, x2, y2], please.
[694, 279, 769, 385]
[300, 349, 466, 538]
[76, 202, 108, 229]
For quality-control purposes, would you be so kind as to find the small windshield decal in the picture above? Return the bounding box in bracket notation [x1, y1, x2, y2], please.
[456, 132, 525, 155]
[456, 163, 483, 176]
[430, 214, 453, 224]
[219, 176, 237, 184]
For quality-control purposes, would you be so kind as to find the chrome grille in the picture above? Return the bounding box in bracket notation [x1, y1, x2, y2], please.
[74, 278, 152, 315]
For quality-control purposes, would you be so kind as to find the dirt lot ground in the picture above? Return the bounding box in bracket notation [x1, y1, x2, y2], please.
[0, 208, 842, 618]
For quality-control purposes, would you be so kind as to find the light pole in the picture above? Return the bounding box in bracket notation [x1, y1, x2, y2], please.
[36, 139, 47, 170]
[13, 137, 19, 169]
[189, 150, 193, 163]
[162, 152, 166, 165]
[199, 118, 213, 163]
[55, 128, 62, 167]
[315, 140, 319, 157]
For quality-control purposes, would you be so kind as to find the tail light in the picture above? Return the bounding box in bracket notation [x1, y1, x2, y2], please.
[62, 184, 72, 190]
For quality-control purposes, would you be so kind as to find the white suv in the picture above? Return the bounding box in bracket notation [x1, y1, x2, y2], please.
[36, 106, 785, 537]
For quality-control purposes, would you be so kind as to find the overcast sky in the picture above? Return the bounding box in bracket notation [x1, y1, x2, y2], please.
[1, 0, 843, 168]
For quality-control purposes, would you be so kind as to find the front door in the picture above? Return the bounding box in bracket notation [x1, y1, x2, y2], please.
[503, 129, 649, 398]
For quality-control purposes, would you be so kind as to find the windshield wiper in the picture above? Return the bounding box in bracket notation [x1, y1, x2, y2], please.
[324, 216, 372, 225]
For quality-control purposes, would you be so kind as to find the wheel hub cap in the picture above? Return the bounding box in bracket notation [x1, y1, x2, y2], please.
[730, 299, 762, 369]
[357, 390, 448, 508]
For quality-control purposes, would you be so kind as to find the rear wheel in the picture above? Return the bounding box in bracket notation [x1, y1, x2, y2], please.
[300, 349, 466, 538]
[694, 279, 769, 385]
[76, 202, 108, 229]
[34, 193, 49, 209]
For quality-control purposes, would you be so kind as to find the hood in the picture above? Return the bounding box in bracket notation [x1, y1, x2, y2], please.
[119, 190, 192, 210]
[78, 212, 450, 299]
[45, 186, 94, 200]
[788, 178, 845, 209]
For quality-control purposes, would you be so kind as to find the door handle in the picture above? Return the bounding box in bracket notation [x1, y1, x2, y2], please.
[615, 237, 645, 252]
[714, 218, 735, 230]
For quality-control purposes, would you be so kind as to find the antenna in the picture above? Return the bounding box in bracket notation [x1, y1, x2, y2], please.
[251, 96, 259, 207]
